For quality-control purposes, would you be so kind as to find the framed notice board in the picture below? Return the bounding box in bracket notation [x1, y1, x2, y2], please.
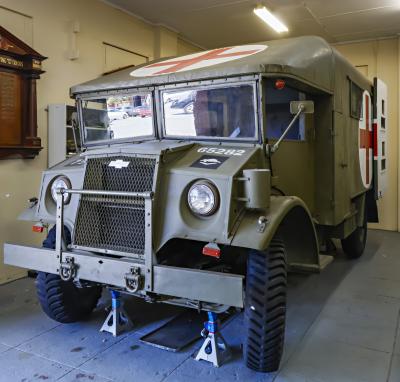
[0, 26, 46, 159]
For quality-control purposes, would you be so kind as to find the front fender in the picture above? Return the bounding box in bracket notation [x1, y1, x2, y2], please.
[231, 196, 320, 271]
[18, 205, 39, 222]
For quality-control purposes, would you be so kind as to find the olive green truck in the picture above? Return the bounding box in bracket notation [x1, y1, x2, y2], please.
[4, 36, 388, 372]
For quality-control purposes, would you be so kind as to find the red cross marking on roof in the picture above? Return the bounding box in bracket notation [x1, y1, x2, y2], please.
[146, 47, 260, 75]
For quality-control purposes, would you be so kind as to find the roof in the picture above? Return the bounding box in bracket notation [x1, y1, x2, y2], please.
[70, 36, 357, 95]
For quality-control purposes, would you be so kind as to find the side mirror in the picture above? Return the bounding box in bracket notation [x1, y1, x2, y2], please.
[290, 100, 314, 114]
[269, 100, 315, 155]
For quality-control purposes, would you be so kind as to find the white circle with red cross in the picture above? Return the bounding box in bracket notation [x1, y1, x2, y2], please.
[359, 90, 373, 189]
[130, 45, 268, 77]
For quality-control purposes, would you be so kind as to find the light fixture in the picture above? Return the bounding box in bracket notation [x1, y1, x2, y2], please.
[254, 6, 289, 33]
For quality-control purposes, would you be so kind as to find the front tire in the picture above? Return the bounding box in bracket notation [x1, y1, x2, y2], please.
[36, 272, 102, 323]
[243, 236, 287, 372]
[36, 226, 102, 323]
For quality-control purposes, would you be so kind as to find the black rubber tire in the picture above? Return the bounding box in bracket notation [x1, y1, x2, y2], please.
[36, 226, 102, 323]
[36, 273, 102, 323]
[341, 201, 368, 259]
[243, 236, 287, 373]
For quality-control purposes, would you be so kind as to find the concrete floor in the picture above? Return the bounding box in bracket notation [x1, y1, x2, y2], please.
[0, 229, 399, 382]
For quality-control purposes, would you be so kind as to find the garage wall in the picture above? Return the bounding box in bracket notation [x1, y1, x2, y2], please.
[0, 0, 198, 284]
[334, 38, 399, 231]
[177, 38, 202, 56]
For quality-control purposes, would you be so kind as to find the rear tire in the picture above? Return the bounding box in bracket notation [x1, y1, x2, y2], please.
[243, 236, 287, 373]
[341, 201, 367, 259]
[36, 226, 102, 323]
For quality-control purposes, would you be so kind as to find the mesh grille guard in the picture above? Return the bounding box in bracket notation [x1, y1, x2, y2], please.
[73, 155, 156, 256]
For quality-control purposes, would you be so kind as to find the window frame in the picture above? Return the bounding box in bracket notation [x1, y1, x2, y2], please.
[158, 78, 260, 143]
[349, 79, 363, 120]
[264, 80, 308, 142]
[76, 87, 157, 147]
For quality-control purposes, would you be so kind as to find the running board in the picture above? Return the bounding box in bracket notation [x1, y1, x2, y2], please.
[289, 254, 334, 273]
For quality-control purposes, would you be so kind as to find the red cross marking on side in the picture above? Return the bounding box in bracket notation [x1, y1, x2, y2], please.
[146, 47, 260, 75]
[359, 94, 373, 184]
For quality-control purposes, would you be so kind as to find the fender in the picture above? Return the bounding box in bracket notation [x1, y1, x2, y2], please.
[18, 205, 39, 222]
[231, 196, 320, 272]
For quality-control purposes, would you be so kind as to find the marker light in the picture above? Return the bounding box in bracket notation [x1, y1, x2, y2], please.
[275, 79, 286, 90]
[254, 6, 289, 33]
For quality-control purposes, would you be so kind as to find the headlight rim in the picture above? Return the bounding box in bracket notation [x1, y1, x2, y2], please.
[50, 175, 72, 205]
[187, 179, 220, 217]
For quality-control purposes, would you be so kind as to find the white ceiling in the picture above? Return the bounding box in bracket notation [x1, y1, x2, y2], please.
[105, 0, 400, 48]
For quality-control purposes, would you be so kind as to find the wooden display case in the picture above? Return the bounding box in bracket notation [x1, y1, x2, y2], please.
[0, 26, 46, 159]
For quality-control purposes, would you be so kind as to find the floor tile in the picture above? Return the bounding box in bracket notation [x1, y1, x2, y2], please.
[17, 310, 130, 368]
[334, 272, 400, 300]
[389, 354, 400, 382]
[309, 314, 395, 353]
[79, 331, 194, 382]
[394, 325, 400, 355]
[278, 336, 391, 382]
[0, 303, 60, 347]
[0, 277, 38, 312]
[58, 369, 113, 382]
[308, 292, 400, 353]
[0, 343, 11, 354]
[0, 348, 71, 382]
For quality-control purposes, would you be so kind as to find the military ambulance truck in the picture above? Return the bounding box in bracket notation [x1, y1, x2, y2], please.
[4, 36, 387, 372]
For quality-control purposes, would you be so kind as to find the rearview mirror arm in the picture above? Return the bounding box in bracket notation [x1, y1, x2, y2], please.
[269, 104, 304, 155]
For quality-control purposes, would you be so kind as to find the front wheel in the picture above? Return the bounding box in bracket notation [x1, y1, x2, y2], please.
[243, 235, 287, 372]
[36, 226, 102, 323]
[36, 272, 102, 323]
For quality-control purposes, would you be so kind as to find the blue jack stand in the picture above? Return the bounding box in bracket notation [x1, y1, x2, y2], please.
[195, 312, 231, 367]
[100, 290, 133, 337]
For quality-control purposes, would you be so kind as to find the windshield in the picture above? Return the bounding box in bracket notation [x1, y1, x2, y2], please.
[81, 93, 153, 144]
[162, 84, 257, 140]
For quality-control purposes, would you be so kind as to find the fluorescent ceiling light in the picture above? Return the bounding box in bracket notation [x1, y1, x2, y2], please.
[254, 6, 288, 33]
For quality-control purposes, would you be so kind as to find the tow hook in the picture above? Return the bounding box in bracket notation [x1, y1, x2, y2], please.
[257, 216, 269, 233]
[125, 267, 143, 293]
[59, 257, 77, 281]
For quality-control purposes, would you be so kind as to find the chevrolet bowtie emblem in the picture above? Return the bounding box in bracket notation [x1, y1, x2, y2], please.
[108, 159, 130, 169]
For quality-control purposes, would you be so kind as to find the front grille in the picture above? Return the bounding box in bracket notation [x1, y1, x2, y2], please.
[73, 156, 156, 255]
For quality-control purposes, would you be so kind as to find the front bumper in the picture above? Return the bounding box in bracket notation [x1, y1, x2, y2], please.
[4, 243, 244, 308]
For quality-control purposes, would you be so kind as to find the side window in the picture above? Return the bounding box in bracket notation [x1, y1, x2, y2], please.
[265, 80, 306, 141]
[350, 80, 363, 119]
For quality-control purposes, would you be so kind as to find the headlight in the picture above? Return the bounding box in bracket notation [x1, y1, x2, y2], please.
[50, 176, 71, 204]
[188, 180, 219, 216]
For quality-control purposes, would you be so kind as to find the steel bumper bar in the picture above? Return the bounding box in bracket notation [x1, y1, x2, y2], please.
[4, 243, 244, 308]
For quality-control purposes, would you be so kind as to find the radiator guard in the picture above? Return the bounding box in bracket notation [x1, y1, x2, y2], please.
[72, 154, 157, 259]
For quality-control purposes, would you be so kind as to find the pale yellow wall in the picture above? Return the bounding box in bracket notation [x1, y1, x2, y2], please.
[153, 26, 180, 59]
[0, 0, 199, 283]
[335, 38, 399, 231]
[177, 38, 202, 56]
